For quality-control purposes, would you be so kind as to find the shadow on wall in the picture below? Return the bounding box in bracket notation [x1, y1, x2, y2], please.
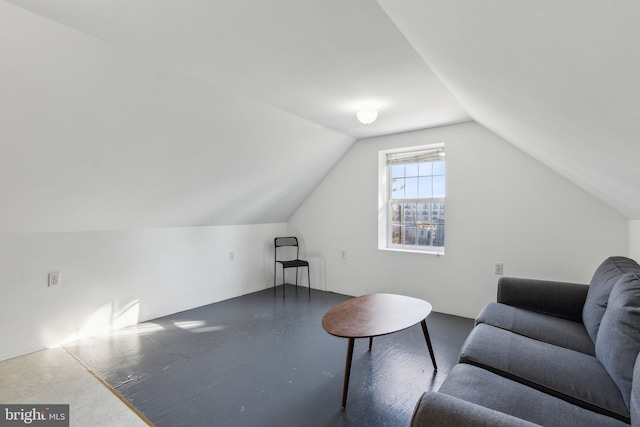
[304, 250, 326, 292]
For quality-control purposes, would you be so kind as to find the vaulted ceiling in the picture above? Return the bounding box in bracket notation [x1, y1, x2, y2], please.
[379, 0, 640, 220]
[1, 0, 638, 233]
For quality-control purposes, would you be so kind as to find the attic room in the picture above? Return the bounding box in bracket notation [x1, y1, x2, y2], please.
[2, 0, 640, 426]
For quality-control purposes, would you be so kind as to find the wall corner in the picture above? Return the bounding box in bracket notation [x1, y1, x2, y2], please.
[629, 220, 640, 261]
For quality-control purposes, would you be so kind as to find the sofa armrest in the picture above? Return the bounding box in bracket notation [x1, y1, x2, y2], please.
[497, 277, 589, 322]
[410, 392, 540, 427]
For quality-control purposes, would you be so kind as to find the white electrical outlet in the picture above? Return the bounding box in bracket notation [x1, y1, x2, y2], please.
[48, 271, 60, 287]
[229, 251, 234, 261]
[341, 250, 347, 259]
[494, 263, 504, 275]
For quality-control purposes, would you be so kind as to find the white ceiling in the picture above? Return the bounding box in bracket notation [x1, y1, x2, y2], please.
[378, 0, 640, 219]
[2, 0, 469, 138]
[1, 0, 638, 233]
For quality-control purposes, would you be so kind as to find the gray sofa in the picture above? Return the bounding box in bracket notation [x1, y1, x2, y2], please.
[411, 256, 640, 426]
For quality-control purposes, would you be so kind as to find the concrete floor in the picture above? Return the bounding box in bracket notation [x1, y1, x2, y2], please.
[19, 286, 474, 426]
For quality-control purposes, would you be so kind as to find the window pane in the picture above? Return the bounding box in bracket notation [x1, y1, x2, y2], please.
[391, 178, 405, 199]
[433, 175, 445, 198]
[430, 203, 443, 222]
[418, 162, 432, 176]
[418, 177, 433, 198]
[403, 202, 416, 223]
[433, 221, 445, 247]
[392, 225, 402, 244]
[416, 202, 430, 223]
[405, 163, 419, 177]
[405, 177, 418, 199]
[417, 225, 433, 246]
[391, 164, 405, 179]
[404, 227, 417, 245]
[391, 202, 401, 223]
[433, 161, 445, 175]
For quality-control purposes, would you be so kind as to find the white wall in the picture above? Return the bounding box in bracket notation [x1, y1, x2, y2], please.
[630, 221, 640, 262]
[289, 122, 628, 318]
[0, 223, 285, 360]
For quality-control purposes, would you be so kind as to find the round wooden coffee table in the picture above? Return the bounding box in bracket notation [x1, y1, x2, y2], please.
[322, 293, 437, 408]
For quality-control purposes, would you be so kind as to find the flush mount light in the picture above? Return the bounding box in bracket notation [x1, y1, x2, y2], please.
[356, 105, 378, 125]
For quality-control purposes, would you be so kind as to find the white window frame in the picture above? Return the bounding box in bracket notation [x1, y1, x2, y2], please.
[378, 143, 445, 255]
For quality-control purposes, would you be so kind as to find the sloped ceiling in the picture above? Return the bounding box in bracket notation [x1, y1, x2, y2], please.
[2, 1, 638, 234]
[378, 0, 640, 219]
[0, 0, 469, 233]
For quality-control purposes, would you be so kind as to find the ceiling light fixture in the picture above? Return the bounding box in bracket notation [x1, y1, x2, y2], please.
[356, 105, 378, 125]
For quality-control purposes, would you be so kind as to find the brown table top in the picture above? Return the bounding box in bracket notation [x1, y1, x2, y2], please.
[321, 293, 432, 339]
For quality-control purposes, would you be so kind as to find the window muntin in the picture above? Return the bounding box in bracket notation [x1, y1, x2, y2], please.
[382, 144, 445, 254]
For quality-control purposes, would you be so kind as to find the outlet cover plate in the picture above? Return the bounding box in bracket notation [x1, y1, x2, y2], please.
[48, 271, 60, 287]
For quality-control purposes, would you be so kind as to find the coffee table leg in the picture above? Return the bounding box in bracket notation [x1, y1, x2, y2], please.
[342, 337, 355, 408]
[421, 319, 437, 370]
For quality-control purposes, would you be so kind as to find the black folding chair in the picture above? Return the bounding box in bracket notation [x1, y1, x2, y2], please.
[274, 237, 310, 297]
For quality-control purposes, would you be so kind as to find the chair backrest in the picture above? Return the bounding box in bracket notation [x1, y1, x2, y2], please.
[274, 236, 300, 261]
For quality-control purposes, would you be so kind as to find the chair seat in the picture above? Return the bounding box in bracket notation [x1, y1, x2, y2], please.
[277, 259, 309, 268]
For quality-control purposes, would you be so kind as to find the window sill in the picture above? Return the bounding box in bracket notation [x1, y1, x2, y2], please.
[379, 247, 445, 256]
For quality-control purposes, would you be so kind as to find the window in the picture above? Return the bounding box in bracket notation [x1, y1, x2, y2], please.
[378, 144, 445, 254]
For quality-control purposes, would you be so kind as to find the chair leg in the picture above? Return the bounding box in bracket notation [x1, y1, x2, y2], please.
[273, 263, 277, 296]
[307, 266, 311, 296]
[282, 266, 285, 299]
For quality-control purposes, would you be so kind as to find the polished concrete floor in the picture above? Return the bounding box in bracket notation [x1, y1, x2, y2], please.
[63, 286, 474, 427]
[0, 347, 149, 427]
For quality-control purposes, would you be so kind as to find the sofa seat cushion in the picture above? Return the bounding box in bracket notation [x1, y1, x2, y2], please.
[596, 272, 640, 409]
[437, 364, 629, 427]
[411, 392, 540, 427]
[583, 256, 640, 343]
[476, 302, 595, 355]
[459, 323, 629, 422]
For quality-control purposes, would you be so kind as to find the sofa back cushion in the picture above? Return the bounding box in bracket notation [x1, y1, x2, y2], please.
[595, 273, 640, 409]
[633, 353, 640, 427]
[584, 257, 640, 343]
